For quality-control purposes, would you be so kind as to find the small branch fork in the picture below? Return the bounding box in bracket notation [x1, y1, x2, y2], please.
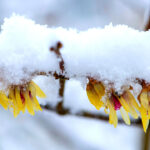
[50, 42, 66, 114]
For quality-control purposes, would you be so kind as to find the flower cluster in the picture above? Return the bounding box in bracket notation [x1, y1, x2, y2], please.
[0, 81, 46, 117]
[0, 76, 149, 132]
[86, 78, 150, 132]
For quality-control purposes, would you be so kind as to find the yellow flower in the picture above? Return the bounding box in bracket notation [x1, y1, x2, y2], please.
[8, 81, 46, 117]
[86, 79, 143, 130]
[106, 96, 118, 128]
[107, 94, 131, 127]
[138, 86, 150, 132]
[86, 79, 105, 110]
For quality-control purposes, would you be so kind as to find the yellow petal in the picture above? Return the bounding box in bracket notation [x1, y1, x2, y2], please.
[107, 99, 118, 128]
[118, 96, 130, 112]
[93, 82, 105, 99]
[28, 84, 42, 111]
[9, 89, 20, 117]
[122, 91, 138, 119]
[86, 83, 103, 110]
[0, 92, 10, 110]
[30, 81, 46, 98]
[120, 107, 130, 125]
[139, 91, 149, 109]
[32, 96, 42, 111]
[140, 106, 149, 132]
[15, 87, 24, 109]
[28, 83, 36, 97]
[24, 90, 35, 115]
[104, 107, 109, 114]
[127, 91, 140, 111]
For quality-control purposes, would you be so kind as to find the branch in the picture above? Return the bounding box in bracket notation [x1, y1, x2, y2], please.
[41, 104, 142, 126]
[1, 16, 148, 128]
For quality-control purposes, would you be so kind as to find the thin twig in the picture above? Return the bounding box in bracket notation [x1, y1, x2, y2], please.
[41, 104, 142, 126]
[49, 41, 67, 114]
[50, 41, 65, 74]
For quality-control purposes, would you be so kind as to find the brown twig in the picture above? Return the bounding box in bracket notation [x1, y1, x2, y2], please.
[41, 104, 142, 126]
[50, 41, 65, 74]
[50, 41, 67, 114]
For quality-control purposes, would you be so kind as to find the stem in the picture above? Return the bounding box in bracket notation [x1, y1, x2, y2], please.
[56, 78, 68, 115]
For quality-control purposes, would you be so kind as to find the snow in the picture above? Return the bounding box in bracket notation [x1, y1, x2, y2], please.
[0, 15, 150, 93]
[0, 108, 142, 150]
[0, 15, 59, 88]
[33, 76, 60, 107]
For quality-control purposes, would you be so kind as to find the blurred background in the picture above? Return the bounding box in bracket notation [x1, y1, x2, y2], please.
[0, 0, 150, 150]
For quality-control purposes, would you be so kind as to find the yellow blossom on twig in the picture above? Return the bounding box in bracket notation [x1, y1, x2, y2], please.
[8, 81, 46, 117]
[86, 78, 149, 132]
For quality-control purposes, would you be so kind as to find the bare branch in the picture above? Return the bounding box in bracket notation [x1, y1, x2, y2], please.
[41, 104, 142, 126]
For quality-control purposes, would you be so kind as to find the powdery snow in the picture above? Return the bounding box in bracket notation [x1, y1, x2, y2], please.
[0, 15, 59, 88]
[0, 14, 150, 93]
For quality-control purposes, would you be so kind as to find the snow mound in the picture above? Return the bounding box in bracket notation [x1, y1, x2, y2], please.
[0, 14, 150, 92]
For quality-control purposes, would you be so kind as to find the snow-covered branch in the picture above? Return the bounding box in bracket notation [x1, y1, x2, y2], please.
[1, 15, 150, 91]
[0, 14, 150, 132]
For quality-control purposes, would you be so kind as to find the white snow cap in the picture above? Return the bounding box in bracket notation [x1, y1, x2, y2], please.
[0, 14, 150, 91]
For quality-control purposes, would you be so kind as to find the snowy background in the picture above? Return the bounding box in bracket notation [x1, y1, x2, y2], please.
[0, 0, 149, 150]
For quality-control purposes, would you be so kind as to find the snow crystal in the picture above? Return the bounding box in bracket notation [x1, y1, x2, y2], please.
[0, 14, 150, 92]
